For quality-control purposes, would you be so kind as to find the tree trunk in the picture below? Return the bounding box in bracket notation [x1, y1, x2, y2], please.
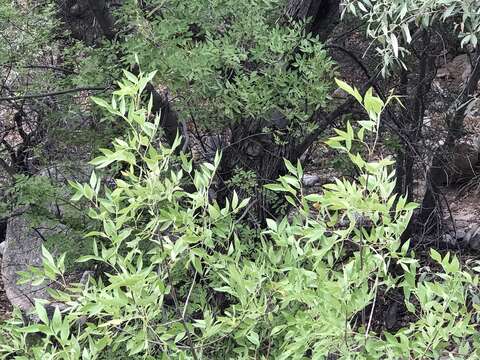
[0, 219, 6, 244]
[416, 47, 480, 236]
[219, 122, 294, 223]
[286, 0, 341, 40]
[58, 1, 183, 148]
[86, 0, 115, 40]
[397, 31, 437, 241]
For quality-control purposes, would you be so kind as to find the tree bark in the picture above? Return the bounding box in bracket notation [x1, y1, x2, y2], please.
[220, 122, 294, 223]
[86, 0, 115, 40]
[416, 47, 480, 236]
[286, 0, 341, 40]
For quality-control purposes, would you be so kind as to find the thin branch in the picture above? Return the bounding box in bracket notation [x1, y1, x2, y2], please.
[0, 86, 108, 102]
[21, 65, 77, 74]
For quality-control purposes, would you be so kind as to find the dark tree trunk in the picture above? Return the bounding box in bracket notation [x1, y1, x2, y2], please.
[219, 121, 294, 223]
[416, 47, 480, 236]
[219, 97, 355, 224]
[0, 219, 6, 244]
[57, 0, 104, 44]
[286, 0, 341, 41]
[86, 0, 116, 40]
[396, 31, 437, 242]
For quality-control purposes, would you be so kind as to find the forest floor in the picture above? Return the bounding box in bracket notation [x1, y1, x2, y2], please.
[439, 185, 480, 249]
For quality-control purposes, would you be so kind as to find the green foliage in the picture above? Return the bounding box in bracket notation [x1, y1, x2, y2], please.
[115, 0, 335, 132]
[225, 168, 258, 197]
[2, 72, 480, 359]
[342, 0, 480, 74]
[0, 4, 58, 68]
[1, 175, 56, 217]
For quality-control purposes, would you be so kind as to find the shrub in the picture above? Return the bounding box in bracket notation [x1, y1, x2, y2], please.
[342, 0, 480, 74]
[1, 72, 480, 359]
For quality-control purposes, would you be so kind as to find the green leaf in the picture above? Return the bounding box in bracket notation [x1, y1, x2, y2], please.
[89, 171, 98, 190]
[266, 218, 277, 231]
[35, 301, 49, 324]
[51, 307, 62, 333]
[91, 96, 110, 109]
[284, 159, 297, 176]
[122, 70, 138, 84]
[304, 194, 322, 202]
[247, 331, 260, 347]
[264, 183, 287, 192]
[42, 245, 57, 272]
[430, 248, 442, 263]
[391, 33, 399, 57]
[335, 78, 362, 103]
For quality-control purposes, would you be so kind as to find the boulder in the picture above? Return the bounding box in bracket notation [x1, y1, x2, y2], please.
[1, 216, 53, 311]
[302, 174, 321, 187]
[436, 54, 472, 84]
[0, 164, 90, 311]
[455, 228, 466, 241]
[465, 224, 480, 251]
[430, 140, 480, 186]
[450, 142, 479, 179]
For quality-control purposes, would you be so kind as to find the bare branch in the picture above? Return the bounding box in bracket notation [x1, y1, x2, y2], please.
[0, 86, 108, 102]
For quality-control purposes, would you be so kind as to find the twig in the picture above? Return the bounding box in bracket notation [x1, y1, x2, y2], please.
[20, 65, 77, 74]
[182, 271, 197, 319]
[157, 232, 199, 360]
[0, 86, 108, 102]
[364, 273, 379, 341]
[236, 199, 259, 223]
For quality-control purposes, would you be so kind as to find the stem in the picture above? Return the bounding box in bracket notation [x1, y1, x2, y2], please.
[0, 86, 108, 101]
[157, 230, 199, 360]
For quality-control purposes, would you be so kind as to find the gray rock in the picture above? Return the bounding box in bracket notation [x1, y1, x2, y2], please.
[451, 141, 480, 179]
[1, 216, 53, 311]
[470, 235, 480, 251]
[430, 140, 480, 186]
[455, 228, 466, 241]
[332, 87, 348, 99]
[443, 233, 455, 245]
[465, 224, 480, 250]
[436, 54, 472, 84]
[384, 301, 399, 330]
[80, 270, 94, 285]
[465, 224, 480, 242]
[1, 164, 90, 311]
[302, 174, 321, 187]
[271, 109, 288, 129]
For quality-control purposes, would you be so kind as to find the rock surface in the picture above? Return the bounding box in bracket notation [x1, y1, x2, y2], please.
[465, 224, 480, 250]
[0, 218, 78, 311]
[430, 140, 480, 186]
[436, 54, 472, 84]
[0, 164, 90, 311]
[1, 216, 51, 311]
[302, 174, 321, 187]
